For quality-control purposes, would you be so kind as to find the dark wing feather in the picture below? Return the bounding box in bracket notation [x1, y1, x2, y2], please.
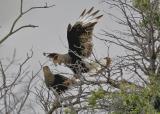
[67, 7, 103, 59]
[43, 66, 70, 94]
[53, 74, 69, 94]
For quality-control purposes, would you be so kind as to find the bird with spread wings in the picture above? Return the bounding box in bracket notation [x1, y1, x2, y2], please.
[44, 7, 108, 78]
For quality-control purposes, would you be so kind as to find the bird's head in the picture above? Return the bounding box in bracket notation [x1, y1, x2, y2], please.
[43, 66, 51, 74]
[43, 66, 55, 88]
[43, 52, 61, 65]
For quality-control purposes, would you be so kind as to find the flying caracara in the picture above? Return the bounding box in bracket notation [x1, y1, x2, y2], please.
[44, 7, 104, 76]
[43, 66, 76, 94]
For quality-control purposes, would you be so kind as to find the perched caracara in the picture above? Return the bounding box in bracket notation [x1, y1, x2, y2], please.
[43, 66, 76, 94]
[44, 7, 103, 75]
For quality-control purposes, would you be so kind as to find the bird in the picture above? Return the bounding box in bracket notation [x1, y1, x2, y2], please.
[42, 66, 76, 94]
[43, 7, 103, 77]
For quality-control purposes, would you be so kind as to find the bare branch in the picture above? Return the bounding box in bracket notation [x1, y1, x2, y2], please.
[0, 1, 55, 45]
[0, 61, 8, 114]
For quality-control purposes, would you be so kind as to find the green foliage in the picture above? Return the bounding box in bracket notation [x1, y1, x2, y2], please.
[139, 12, 160, 28]
[111, 77, 160, 114]
[64, 108, 76, 114]
[133, 0, 160, 28]
[87, 76, 160, 113]
[154, 12, 160, 27]
[133, 0, 150, 11]
[139, 17, 149, 27]
[119, 87, 155, 114]
[88, 87, 105, 107]
[149, 74, 160, 95]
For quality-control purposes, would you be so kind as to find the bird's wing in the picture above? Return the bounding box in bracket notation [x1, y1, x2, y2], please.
[67, 7, 103, 59]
